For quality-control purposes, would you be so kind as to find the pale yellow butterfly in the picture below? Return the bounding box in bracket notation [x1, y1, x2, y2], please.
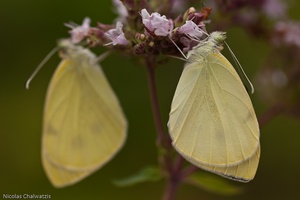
[168, 31, 260, 182]
[41, 40, 127, 187]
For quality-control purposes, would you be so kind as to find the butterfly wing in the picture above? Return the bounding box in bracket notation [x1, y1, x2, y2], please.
[183, 145, 260, 182]
[42, 54, 127, 187]
[168, 51, 259, 180]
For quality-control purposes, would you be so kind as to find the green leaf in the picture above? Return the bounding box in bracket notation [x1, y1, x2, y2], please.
[112, 166, 162, 187]
[184, 171, 243, 196]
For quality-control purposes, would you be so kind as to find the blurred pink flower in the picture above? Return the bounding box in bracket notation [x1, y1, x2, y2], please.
[113, 0, 128, 22]
[275, 21, 300, 47]
[141, 9, 174, 36]
[105, 21, 129, 45]
[69, 17, 91, 44]
[262, 0, 286, 19]
[172, 0, 187, 13]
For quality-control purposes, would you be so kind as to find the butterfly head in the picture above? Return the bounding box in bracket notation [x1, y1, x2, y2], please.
[57, 39, 80, 57]
[57, 39, 95, 62]
[209, 31, 227, 51]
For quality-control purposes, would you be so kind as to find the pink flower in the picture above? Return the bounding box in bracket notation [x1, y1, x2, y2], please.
[68, 17, 91, 44]
[105, 21, 129, 45]
[112, 0, 128, 22]
[141, 9, 174, 36]
[177, 20, 204, 38]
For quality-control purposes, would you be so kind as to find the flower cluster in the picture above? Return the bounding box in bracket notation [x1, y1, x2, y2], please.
[65, 1, 210, 57]
[64, 0, 299, 119]
[62, 0, 300, 119]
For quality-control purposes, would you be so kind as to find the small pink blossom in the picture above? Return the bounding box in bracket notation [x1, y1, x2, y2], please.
[69, 17, 91, 44]
[112, 0, 128, 22]
[177, 20, 204, 38]
[141, 9, 174, 36]
[105, 21, 129, 45]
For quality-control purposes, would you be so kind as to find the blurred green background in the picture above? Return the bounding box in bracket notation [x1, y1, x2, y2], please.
[1, 0, 300, 199]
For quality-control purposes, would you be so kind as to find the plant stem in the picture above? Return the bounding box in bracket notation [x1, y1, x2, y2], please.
[145, 57, 172, 168]
[181, 165, 199, 179]
[163, 174, 181, 200]
[146, 58, 165, 146]
[145, 57, 179, 200]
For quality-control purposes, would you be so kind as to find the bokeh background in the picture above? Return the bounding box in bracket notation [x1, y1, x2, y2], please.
[1, 0, 300, 199]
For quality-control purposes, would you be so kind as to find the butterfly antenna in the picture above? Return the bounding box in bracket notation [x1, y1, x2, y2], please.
[225, 41, 255, 94]
[168, 36, 187, 60]
[25, 46, 59, 89]
[96, 51, 111, 63]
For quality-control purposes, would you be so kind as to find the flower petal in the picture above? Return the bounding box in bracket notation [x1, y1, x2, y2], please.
[105, 21, 129, 45]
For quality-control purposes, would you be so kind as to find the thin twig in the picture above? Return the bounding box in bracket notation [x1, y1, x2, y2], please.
[258, 103, 285, 128]
[173, 155, 184, 173]
[181, 165, 199, 179]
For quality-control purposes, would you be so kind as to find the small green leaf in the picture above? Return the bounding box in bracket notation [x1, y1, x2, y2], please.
[112, 166, 162, 187]
[185, 171, 243, 196]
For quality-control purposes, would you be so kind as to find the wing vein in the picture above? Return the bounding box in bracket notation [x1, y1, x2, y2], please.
[173, 71, 201, 142]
